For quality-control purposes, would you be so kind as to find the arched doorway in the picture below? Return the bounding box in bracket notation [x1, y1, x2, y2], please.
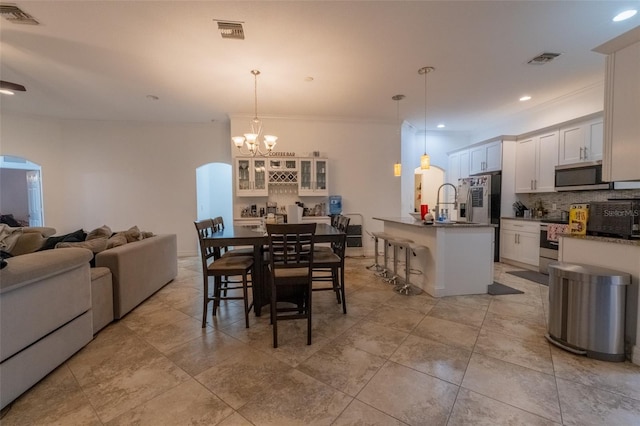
[195, 162, 233, 225]
[0, 155, 44, 226]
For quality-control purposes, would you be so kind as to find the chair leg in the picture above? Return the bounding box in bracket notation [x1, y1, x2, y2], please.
[243, 273, 250, 328]
[340, 266, 347, 314]
[202, 277, 209, 328]
[333, 268, 341, 304]
[271, 282, 278, 348]
[212, 277, 222, 316]
[307, 290, 312, 346]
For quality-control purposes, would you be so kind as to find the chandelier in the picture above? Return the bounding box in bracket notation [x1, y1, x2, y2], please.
[232, 70, 277, 156]
[392, 94, 405, 177]
[419, 66, 435, 170]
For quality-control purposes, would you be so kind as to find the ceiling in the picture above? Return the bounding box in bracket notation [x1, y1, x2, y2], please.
[1, 1, 639, 133]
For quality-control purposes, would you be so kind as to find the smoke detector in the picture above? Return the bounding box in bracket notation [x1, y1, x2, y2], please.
[527, 52, 561, 65]
[0, 3, 39, 25]
[215, 20, 244, 40]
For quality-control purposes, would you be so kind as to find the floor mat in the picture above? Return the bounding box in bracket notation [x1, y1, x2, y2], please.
[488, 282, 524, 295]
[506, 270, 549, 286]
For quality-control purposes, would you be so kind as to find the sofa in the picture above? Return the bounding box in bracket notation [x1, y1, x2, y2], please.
[0, 228, 178, 409]
[0, 247, 94, 410]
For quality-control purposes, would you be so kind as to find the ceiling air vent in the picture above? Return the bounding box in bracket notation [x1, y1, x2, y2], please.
[216, 21, 244, 40]
[527, 52, 560, 65]
[0, 3, 39, 25]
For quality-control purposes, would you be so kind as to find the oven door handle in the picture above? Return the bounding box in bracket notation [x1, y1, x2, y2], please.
[549, 241, 559, 247]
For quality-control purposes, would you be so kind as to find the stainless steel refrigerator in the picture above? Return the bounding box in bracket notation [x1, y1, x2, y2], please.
[457, 172, 501, 261]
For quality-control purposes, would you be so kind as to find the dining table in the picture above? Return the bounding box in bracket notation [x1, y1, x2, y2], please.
[203, 222, 345, 316]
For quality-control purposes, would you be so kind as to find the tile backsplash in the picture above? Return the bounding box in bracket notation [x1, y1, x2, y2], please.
[518, 188, 640, 217]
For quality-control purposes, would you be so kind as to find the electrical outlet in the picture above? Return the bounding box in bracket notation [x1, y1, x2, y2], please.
[552, 203, 557, 210]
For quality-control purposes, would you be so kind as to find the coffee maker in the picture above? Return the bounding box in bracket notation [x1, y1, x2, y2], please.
[266, 201, 278, 216]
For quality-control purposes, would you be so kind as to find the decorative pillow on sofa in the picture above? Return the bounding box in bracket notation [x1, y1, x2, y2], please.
[141, 231, 155, 239]
[56, 238, 108, 253]
[86, 225, 112, 241]
[106, 233, 127, 249]
[38, 229, 87, 251]
[115, 225, 142, 243]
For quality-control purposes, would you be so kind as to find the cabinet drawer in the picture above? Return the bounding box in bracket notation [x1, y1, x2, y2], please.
[501, 219, 539, 234]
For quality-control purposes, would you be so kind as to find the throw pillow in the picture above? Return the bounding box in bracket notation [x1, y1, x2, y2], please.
[0, 214, 21, 227]
[141, 231, 155, 239]
[121, 225, 141, 243]
[107, 233, 127, 249]
[10, 232, 47, 256]
[56, 238, 108, 253]
[86, 225, 112, 241]
[39, 229, 87, 251]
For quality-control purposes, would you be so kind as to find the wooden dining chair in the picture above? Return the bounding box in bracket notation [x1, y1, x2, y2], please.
[266, 223, 316, 348]
[312, 216, 349, 314]
[194, 219, 254, 328]
[212, 216, 255, 257]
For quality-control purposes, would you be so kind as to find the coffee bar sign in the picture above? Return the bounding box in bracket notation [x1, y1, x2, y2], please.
[267, 152, 296, 157]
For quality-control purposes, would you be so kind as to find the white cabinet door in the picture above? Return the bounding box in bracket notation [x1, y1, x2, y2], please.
[518, 231, 540, 267]
[584, 117, 603, 162]
[485, 141, 502, 172]
[515, 137, 536, 193]
[536, 131, 559, 192]
[469, 141, 502, 175]
[469, 146, 486, 175]
[235, 158, 268, 197]
[558, 117, 603, 165]
[559, 124, 584, 165]
[515, 131, 558, 193]
[459, 150, 470, 179]
[500, 229, 519, 261]
[298, 158, 329, 196]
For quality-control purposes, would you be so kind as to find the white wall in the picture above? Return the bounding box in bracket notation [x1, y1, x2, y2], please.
[231, 115, 402, 254]
[1, 113, 231, 256]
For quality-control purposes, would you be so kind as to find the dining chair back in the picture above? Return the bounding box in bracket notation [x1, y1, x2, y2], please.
[312, 216, 349, 313]
[194, 219, 254, 328]
[266, 223, 316, 348]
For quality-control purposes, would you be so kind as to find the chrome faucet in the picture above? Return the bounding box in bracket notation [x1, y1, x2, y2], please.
[435, 183, 458, 220]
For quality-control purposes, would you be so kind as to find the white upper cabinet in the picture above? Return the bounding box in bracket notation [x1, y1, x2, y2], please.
[469, 140, 502, 175]
[298, 158, 329, 196]
[515, 131, 559, 193]
[235, 158, 268, 197]
[558, 117, 603, 165]
[594, 27, 640, 182]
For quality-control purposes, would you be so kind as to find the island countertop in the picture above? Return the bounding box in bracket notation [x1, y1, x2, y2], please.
[372, 217, 495, 297]
[373, 217, 497, 228]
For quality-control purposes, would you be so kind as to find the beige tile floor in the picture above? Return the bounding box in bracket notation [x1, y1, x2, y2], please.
[2, 256, 640, 425]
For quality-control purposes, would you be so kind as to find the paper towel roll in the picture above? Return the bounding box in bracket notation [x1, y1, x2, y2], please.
[286, 205, 302, 223]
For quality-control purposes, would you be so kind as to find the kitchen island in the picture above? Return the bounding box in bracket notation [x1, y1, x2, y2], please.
[373, 217, 496, 297]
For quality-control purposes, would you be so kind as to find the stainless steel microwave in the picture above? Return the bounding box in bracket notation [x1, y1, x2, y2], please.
[554, 161, 613, 191]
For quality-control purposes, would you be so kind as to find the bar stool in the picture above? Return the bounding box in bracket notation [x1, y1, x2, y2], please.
[367, 231, 392, 274]
[383, 237, 414, 284]
[387, 239, 425, 295]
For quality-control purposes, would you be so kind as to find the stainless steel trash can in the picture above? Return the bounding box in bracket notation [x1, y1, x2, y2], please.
[547, 262, 630, 362]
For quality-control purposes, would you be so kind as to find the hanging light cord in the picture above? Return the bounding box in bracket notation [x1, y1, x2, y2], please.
[423, 69, 427, 153]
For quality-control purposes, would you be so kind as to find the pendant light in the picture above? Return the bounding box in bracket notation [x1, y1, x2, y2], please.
[418, 66, 435, 170]
[232, 70, 277, 157]
[392, 94, 405, 177]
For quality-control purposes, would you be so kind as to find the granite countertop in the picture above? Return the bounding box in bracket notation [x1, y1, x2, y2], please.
[373, 217, 497, 228]
[559, 234, 640, 247]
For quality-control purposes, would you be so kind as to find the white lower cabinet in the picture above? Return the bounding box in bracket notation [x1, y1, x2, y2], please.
[500, 219, 539, 268]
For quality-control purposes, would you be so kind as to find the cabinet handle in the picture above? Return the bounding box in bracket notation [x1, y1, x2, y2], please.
[534, 179, 537, 190]
[531, 180, 534, 190]
[583, 146, 588, 159]
[579, 147, 584, 160]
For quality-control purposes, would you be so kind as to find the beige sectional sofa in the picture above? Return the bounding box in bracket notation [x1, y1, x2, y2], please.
[0, 231, 178, 409]
[0, 247, 94, 410]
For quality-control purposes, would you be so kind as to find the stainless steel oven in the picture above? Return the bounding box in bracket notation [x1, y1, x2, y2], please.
[539, 223, 559, 274]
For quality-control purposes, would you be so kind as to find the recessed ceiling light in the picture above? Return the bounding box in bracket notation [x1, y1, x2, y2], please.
[0, 89, 15, 95]
[304, 76, 314, 82]
[437, 124, 445, 128]
[146, 95, 159, 101]
[613, 9, 637, 22]
[520, 95, 532, 102]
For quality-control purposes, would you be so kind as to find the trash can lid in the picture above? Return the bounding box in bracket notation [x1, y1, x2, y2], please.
[548, 262, 631, 285]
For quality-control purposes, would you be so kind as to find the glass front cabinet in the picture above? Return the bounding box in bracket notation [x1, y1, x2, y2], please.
[298, 158, 329, 196]
[235, 158, 268, 197]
